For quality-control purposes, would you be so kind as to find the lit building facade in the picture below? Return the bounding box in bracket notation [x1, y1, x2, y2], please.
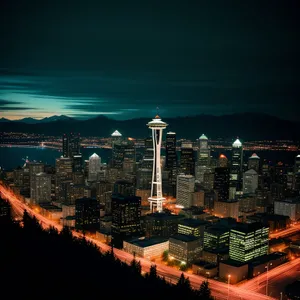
[214, 167, 230, 202]
[75, 198, 100, 231]
[88, 153, 101, 182]
[248, 153, 260, 173]
[176, 174, 195, 208]
[62, 132, 80, 158]
[180, 142, 195, 176]
[165, 131, 177, 197]
[229, 138, 243, 199]
[169, 234, 202, 265]
[123, 237, 169, 259]
[229, 223, 269, 262]
[111, 194, 141, 248]
[30, 172, 51, 205]
[196, 134, 210, 183]
[243, 169, 258, 194]
[274, 197, 300, 222]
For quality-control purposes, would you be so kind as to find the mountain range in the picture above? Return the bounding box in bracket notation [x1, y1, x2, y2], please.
[0, 113, 299, 140]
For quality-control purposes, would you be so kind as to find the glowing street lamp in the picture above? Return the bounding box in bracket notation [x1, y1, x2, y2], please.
[265, 262, 272, 296]
[227, 274, 231, 300]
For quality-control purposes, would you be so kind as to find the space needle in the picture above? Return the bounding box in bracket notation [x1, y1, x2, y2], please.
[147, 113, 168, 213]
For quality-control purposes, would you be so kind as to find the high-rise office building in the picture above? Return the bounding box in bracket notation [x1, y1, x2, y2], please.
[294, 154, 300, 174]
[147, 115, 168, 213]
[196, 134, 210, 182]
[113, 179, 135, 197]
[229, 138, 243, 199]
[88, 153, 101, 182]
[214, 167, 230, 202]
[30, 172, 51, 205]
[243, 169, 258, 194]
[111, 139, 135, 171]
[214, 199, 239, 220]
[229, 222, 269, 262]
[55, 157, 73, 202]
[180, 142, 195, 176]
[248, 153, 260, 173]
[72, 154, 83, 172]
[111, 194, 141, 248]
[165, 132, 177, 197]
[63, 133, 80, 158]
[141, 136, 153, 169]
[218, 154, 228, 168]
[75, 198, 100, 231]
[176, 174, 195, 208]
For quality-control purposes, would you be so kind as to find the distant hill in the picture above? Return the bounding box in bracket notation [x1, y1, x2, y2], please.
[0, 113, 299, 140]
[13, 115, 75, 124]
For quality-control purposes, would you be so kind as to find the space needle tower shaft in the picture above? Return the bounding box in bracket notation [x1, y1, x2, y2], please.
[147, 114, 168, 212]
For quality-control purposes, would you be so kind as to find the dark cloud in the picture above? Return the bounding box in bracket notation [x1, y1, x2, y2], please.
[0, 1, 299, 120]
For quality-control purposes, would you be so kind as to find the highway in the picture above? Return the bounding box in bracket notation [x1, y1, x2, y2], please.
[0, 183, 275, 300]
[241, 258, 300, 299]
[269, 224, 300, 239]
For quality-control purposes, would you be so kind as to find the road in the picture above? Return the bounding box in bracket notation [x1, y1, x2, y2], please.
[0, 183, 275, 300]
[269, 224, 300, 239]
[241, 257, 300, 299]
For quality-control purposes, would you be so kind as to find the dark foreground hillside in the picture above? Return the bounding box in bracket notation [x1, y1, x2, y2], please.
[0, 200, 212, 300]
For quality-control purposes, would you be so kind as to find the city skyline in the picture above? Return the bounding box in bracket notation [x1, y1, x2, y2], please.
[1, 1, 299, 121]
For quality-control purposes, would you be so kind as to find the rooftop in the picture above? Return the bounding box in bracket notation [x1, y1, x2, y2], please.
[231, 222, 268, 234]
[111, 130, 122, 137]
[89, 153, 100, 159]
[199, 134, 208, 140]
[179, 218, 209, 228]
[232, 138, 242, 148]
[126, 236, 169, 248]
[170, 234, 200, 243]
[249, 153, 260, 159]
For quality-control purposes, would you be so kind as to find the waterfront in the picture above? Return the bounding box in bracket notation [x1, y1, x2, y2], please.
[0, 146, 112, 170]
[0, 145, 298, 171]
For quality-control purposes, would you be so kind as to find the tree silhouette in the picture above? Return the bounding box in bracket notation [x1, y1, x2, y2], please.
[198, 280, 213, 299]
[130, 256, 142, 276]
[176, 273, 192, 291]
[149, 264, 158, 280]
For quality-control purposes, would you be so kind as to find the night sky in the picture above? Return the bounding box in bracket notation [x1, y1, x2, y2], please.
[0, 1, 299, 121]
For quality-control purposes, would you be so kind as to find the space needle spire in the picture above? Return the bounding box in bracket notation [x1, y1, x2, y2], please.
[147, 113, 168, 213]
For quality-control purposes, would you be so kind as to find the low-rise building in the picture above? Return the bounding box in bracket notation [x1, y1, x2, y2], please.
[192, 260, 218, 278]
[219, 260, 249, 284]
[123, 237, 169, 260]
[169, 234, 202, 265]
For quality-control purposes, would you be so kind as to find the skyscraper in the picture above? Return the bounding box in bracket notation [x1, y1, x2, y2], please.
[229, 138, 243, 199]
[165, 132, 177, 197]
[218, 154, 228, 168]
[196, 134, 210, 182]
[88, 153, 101, 182]
[62, 133, 80, 158]
[214, 167, 230, 202]
[75, 198, 100, 231]
[111, 194, 141, 248]
[180, 142, 195, 176]
[243, 169, 258, 194]
[176, 174, 195, 208]
[147, 115, 168, 213]
[30, 172, 51, 205]
[141, 136, 153, 169]
[248, 153, 260, 173]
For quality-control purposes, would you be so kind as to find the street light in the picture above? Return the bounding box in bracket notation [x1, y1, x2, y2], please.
[280, 292, 283, 300]
[227, 274, 231, 300]
[265, 262, 272, 296]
